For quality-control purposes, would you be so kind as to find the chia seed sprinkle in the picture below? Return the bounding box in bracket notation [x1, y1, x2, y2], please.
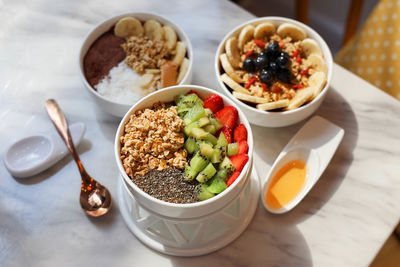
[132, 167, 198, 204]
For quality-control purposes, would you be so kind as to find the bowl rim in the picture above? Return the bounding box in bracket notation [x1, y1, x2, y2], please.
[114, 85, 254, 209]
[215, 16, 333, 116]
[78, 11, 194, 107]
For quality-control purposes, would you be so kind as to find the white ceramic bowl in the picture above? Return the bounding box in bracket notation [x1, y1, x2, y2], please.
[79, 12, 194, 117]
[215, 16, 333, 127]
[114, 85, 254, 219]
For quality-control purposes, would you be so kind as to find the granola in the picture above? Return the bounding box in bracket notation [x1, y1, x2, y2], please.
[122, 34, 172, 74]
[120, 103, 187, 177]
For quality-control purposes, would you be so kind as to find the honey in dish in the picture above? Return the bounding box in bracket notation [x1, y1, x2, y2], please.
[266, 160, 307, 210]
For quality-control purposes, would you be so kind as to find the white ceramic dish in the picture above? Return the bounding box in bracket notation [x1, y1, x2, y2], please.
[3, 122, 85, 178]
[215, 16, 333, 127]
[261, 116, 344, 213]
[114, 85, 253, 219]
[79, 12, 194, 117]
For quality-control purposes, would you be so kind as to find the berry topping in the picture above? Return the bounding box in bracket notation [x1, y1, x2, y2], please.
[229, 154, 249, 172]
[268, 61, 278, 74]
[238, 140, 249, 154]
[233, 123, 247, 142]
[255, 55, 269, 70]
[277, 68, 292, 83]
[215, 106, 238, 130]
[243, 58, 256, 72]
[259, 68, 274, 85]
[266, 41, 280, 59]
[276, 55, 290, 69]
[203, 94, 224, 113]
[226, 171, 241, 187]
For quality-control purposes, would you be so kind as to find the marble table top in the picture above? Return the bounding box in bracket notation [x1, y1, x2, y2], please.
[1, 0, 400, 266]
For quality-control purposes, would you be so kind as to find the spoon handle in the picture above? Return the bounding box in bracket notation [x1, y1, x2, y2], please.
[45, 99, 86, 175]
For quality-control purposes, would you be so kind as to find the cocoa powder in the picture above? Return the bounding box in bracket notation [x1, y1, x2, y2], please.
[83, 29, 126, 88]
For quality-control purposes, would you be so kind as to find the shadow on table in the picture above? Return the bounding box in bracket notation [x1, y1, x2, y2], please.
[167, 202, 313, 266]
[13, 139, 92, 185]
[252, 87, 359, 223]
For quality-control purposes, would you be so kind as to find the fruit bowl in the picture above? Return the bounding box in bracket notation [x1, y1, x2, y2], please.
[215, 16, 333, 127]
[79, 12, 194, 117]
[114, 85, 253, 219]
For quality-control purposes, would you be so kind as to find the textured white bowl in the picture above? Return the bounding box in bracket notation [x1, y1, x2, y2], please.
[215, 16, 333, 127]
[114, 85, 253, 219]
[79, 12, 194, 117]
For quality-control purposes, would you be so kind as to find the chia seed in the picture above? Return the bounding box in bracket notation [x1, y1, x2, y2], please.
[132, 167, 198, 204]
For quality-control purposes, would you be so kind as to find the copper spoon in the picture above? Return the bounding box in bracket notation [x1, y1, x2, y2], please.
[45, 99, 112, 217]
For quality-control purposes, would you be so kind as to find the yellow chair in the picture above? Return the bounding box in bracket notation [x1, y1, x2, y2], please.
[335, 0, 400, 100]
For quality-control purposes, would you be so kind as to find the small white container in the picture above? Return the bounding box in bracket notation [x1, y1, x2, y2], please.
[114, 85, 258, 256]
[79, 13, 194, 117]
[215, 17, 333, 127]
[261, 116, 344, 213]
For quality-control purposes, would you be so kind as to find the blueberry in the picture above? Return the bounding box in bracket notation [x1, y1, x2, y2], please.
[268, 61, 278, 74]
[259, 68, 274, 85]
[276, 55, 290, 69]
[243, 58, 256, 72]
[279, 51, 290, 59]
[258, 51, 267, 58]
[255, 55, 269, 70]
[277, 68, 292, 83]
[266, 42, 280, 59]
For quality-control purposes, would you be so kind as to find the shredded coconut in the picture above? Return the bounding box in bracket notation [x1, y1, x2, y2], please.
[95, 61, 143, 104]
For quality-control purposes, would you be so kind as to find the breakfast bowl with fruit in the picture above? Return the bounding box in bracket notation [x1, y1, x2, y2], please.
[79, 13, 193, 117]
[115, 85, 259, 256]
[215, 17, 333, 127]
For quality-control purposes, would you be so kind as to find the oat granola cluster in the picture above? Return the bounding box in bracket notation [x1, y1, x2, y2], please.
[122, 35, 172, 74]
[120, 103, 187, 177]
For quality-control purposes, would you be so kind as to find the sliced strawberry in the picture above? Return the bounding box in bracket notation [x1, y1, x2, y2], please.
[203, 94, 224, 113]
[220, 125, 232, 143]
[215, 106, 238, 130]
[226, 171, 241, 187]
[238, 141, 249, 154]
[230, 154, 249, 172]
[186, 90, 202, 99]
[233, 124, 247, 142]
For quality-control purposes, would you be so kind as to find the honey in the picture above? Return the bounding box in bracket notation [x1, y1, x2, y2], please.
[266, 160, 307, 210]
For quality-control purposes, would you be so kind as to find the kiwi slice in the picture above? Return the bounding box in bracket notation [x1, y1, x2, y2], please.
[227, 143, 239, 156]
[199, 143, 214, 159]
[184, 136, 198, 154]
[197, 184, 215, 201]
[207, 177, 227, 194]
[219, 156, 235, 175]
[196, 163, 217, 183]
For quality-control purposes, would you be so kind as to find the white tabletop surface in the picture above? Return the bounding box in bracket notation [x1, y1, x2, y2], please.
[1, 0, 400, 266]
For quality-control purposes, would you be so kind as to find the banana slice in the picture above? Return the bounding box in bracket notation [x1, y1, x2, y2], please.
[177, 58, 190, 83]
[256, 99, 289, 111]
[308, 71, 327, 99]
[220, 73, 249, 94]
[254, 22, 276, 39]
[172, 42, 186, 66]
[225, 37, 241, 69]
[163, 25, 177, 50]
[138, 73, 154, 89]
[114, 17, 144, 38]
[220, 53, 243, 83]
[286, 87, 313, 110]
[300, 38, 322, 57]
[144, 19, 163, 41]
[277, 23, 307, 41]
[307, 54, 327, 73]
[238, 25, 255, 49]
[232, 92, 269, 104]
